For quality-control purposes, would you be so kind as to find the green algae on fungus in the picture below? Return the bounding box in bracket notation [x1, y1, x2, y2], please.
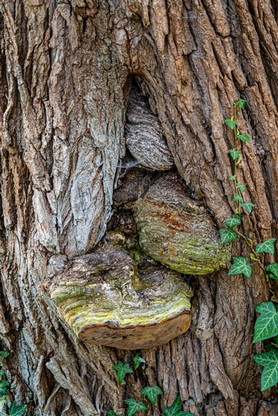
[134, 173, 230, 275]
[49, 247, 193, 350]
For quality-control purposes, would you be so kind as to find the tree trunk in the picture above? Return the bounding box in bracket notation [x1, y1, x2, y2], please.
[0, 0, 278, 415]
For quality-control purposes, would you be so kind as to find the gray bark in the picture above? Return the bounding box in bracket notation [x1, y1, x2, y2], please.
[0, 1, 278, 415]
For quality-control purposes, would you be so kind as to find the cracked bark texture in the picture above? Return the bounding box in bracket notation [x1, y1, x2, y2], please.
[0, 0, 278, 415]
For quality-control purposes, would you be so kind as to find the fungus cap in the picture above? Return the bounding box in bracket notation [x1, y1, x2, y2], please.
[49, 248, 193, 350]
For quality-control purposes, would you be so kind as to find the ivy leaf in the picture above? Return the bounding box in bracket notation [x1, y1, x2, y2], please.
[240, 202, 255, 213]
[219, 228, 237, 244]
[265, 263, 278, 280]
[0, 370, 4, 381]
[8, 402, 26, 416]
[236, 183, 246, 191]
[0, 386, 8, 399]
[107, 410, 124, 416]
[253, 302, 278, 342]
[256, 238, 276, 254]
[0, 399, 6, 413]
[0, 380, 10, 399]
[228, 148, 241, 161]
[112, 361, 133, 384]
[269, 274, 278, 281]
[225, 118, 237, 129]
[164, 396, 182, 415]
[0, 352, 10, 360]
[133, 353, 145, 370]
[237, 133, 250, 142]
[229, 175, 237, 181]
[225, 216, 241, 228]
[254, 349, 278, 391]
[234, 98, 247, 109]
[141, 386, 163, 404]
[228, 256, 252, 277]
[163, 396, 194, 416]
[233, 193, 243, 202]
[124, 398, 147, 416]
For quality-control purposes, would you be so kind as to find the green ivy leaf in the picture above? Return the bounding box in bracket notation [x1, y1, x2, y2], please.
[219, 228, 237, 244]
[0, 398, 7, 414]
[254, 349, 278, 391]
[256, 238, 276, 254]
[0, 352, 10, 360]
[240, 202, 255, 213]
[8, 402, 26, 416]
[107, 410, 124, 416]
[0, 385, 8, 399]
[236, 183, 246, 191]
[163, 396, 190, 416]
[228, 148, 241, 161]
[237, 133, 250, 142]
[141, 386, 163, 403]
[265, 263, 278, 280]
[0, 370, 4, 381]
[229, 175, 237, 181]
[225, 118, 237, 129]
[269, 274, 278, 281]
[133, 353, 145, 370]
[234, 98, 247, 109]
[112, 361, 133, 384]
[164, 396, 182, 416]
[124, 398, 147, 416]
[0, 380, 10, 399]
[225, 215, 241, 228]
[233, 193, 243, 202]
[228, 256, 252, 277]
[253, 302, 278, 342]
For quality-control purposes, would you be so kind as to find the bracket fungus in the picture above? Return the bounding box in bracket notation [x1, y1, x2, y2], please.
[134, 174, 230, 275]
[49, 246, 193, 350]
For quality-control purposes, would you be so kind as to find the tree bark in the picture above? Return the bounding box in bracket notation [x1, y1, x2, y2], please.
[0, 0, 278, 415]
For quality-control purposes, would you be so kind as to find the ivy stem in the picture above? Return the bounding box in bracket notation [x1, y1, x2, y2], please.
[235, 229, 274, 292]
[235, 229, 265, 272]
[233, 104, 242, 213]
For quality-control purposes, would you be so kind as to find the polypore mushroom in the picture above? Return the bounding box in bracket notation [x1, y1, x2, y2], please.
[134, 173, 229, 275]
[48, 246, 193, 350]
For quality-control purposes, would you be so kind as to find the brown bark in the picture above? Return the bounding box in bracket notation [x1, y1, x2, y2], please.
[0, 0, 278, 415]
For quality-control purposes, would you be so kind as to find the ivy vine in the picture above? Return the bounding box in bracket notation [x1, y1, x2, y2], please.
[107, 99, 278, 416]
[220, 99, 278, 391]
[110, 355, 195, 416]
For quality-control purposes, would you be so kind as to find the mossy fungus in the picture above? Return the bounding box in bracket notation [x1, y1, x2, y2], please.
[49, 246, 193, 350]
[134, 173, 230, 275]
